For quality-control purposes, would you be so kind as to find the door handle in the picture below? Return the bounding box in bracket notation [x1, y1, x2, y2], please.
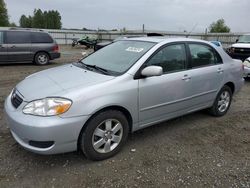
[217, 68, 224, 74]
[10, 45, 16, 48]
[182, 74, 191, 81]
[0, 44, 4, 48]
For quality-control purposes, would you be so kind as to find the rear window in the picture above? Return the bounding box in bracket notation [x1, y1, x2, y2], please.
[31, 32, 53, 43]
[6, 31, 31, 44]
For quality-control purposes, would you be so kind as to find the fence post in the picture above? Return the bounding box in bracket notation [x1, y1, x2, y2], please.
[65, 32, 67, 45]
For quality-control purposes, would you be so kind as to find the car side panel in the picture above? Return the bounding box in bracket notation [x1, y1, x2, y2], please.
[216, 46, 244, 94]
[186, 65, 225, 106]
[7, 43, 32, 62]
[60, 74, 140, 130]
[31, 43, 55, 59]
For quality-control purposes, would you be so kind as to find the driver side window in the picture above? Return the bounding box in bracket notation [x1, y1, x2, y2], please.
[146, 44, 187, 74]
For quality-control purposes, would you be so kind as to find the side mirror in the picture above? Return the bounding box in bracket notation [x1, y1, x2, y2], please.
[141, 66, 163, 77]
[236, 39, 239, 43]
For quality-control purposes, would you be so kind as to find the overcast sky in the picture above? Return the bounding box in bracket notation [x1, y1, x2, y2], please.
[5, 0, 250, 32]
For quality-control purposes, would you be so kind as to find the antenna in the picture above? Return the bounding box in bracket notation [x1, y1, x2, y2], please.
[187, 23, 198, 37]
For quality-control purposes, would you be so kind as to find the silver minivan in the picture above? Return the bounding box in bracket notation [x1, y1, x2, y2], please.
[4, 37, 244, 160]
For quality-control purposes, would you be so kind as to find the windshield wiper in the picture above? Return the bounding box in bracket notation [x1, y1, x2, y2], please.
[79, 61, 111, 75]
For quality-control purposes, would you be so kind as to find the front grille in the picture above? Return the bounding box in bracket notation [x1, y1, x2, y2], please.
[234, 48, 250, 55]
[11, 90, 23, 108]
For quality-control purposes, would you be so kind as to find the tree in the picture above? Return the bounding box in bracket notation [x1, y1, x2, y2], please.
[9, 22, 16, 27]
[44, 10, 62, 29]
[0, 0, 9, 26]
[19, 9, 62, 29]
[19, 15, 32, 28]
[209, 19, 230, 33]
[32, 9, 45, 28]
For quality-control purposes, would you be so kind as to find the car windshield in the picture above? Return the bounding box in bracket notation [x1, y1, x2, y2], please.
[238, 35, 250, 43]
[81, 40, 156, 75]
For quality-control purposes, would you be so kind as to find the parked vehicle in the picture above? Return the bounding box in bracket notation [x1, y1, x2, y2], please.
[5, 37, 244, 160]
[94, 33, 164, 51]
[0, 29, 60, 65]
[72, 35, 98, 48]
[243, 57, 250, 77]
[227, 34, 250, 61]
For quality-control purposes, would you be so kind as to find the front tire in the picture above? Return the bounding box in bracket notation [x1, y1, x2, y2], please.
[34, 52, 49, 65]
[209, 85, 232, 117]
[80, 110, 129, 161]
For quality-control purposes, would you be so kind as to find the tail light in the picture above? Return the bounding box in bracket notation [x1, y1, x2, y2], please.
[53, 44, 59, 52]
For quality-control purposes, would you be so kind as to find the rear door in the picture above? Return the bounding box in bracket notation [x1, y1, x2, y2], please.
[186, 43, 224, 108]
[0, 31, 8, 62]
[6, 31, 32, 62]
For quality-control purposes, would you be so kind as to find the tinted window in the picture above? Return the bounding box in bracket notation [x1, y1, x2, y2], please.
[189, 44, 222, 68]
[0, 32, 3, 44]
[146, 44, 187, 73]
[31, 32, 53, 43]
[6, 31, 30, 44]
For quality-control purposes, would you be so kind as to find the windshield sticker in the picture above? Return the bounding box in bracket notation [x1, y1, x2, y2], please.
[126, 47, 144, 53]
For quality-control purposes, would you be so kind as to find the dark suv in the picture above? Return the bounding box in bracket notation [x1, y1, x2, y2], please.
[0, 29, 60, 65]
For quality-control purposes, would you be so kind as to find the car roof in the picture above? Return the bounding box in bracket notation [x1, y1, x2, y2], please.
[0, 29, 45, 33]
[122, 37, 212, 44]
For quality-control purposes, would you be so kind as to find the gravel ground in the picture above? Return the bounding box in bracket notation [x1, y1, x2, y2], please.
[0, 45, 249, 188]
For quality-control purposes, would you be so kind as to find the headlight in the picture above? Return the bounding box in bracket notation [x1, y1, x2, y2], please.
[23, 98, 72, 116]
[243, 59, 250, 68]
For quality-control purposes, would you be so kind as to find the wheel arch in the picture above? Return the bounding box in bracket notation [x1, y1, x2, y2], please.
[224, 81, 235, 94]
[34, 51, 51, 61]
[77, 105, 133, 150]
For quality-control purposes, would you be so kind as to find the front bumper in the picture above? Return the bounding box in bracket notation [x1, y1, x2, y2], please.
[4, 94, 89, 155]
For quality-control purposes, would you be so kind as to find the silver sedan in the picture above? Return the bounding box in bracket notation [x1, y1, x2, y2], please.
[4, 37, 244, 160]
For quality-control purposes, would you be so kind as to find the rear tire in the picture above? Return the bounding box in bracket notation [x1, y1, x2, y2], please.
[80, 110, 129, 161]
[208, 85, 232, 117]
[34, 52, 49, 65]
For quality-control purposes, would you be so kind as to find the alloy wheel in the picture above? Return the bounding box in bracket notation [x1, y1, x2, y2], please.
[38, 54, 48, 64]
[217, 91, 230, 113]
[92, 119, 123, 154]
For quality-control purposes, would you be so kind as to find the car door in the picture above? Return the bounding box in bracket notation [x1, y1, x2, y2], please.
[0, 31, 8, 62]
[138, 43, 193, 127]
[186, 43, 224, 108]
[6, 31, 32, 62]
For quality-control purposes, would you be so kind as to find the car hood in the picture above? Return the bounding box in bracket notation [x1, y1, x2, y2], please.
[232, 43, 250, 48]
[16, 64, 115, 101]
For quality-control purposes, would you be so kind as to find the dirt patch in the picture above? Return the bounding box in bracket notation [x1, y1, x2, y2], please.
[0, 45, 249, 187]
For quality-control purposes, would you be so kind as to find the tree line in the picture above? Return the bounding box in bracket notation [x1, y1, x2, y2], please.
[0, 0, 62, 29]
[20, 9, 62, 29]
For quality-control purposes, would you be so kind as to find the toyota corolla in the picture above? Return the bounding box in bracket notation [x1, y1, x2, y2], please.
[4, 37, 244, 160]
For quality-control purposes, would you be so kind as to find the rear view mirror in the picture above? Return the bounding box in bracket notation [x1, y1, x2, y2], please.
[236, 39, 239, 43]
[141, 66, 163, 77]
